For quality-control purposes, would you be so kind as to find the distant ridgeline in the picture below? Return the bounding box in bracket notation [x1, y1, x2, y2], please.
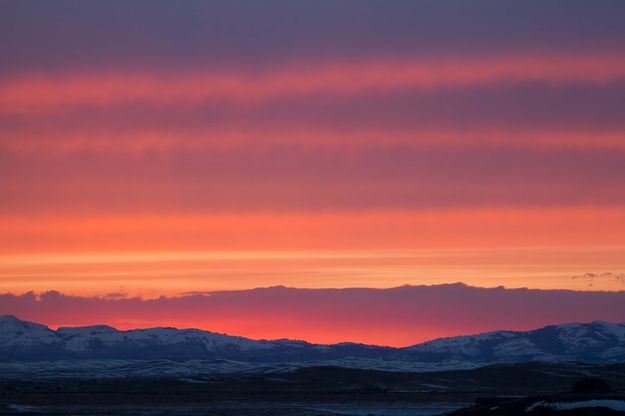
[1, 315, 625, 364]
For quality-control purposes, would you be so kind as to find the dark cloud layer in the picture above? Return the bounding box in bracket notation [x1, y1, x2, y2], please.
[572, 272, 625, 287]
[2, 0, 625, 76]
[4, 82, 625, 132]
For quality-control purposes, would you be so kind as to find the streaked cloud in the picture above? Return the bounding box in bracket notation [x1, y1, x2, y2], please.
[3, 55, 625, 115]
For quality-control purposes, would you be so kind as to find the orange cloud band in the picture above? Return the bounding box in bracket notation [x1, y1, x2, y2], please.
[1, 207, 624, 253]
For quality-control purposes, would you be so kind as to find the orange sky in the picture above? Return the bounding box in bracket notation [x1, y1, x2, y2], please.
[1, 208, 625, 296]
[2, 1, 625, 332]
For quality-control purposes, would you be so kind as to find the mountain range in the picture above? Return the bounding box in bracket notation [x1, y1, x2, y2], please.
[2, 315, 625, 368]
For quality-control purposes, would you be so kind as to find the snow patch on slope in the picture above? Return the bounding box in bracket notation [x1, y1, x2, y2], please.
[526, 399, 625, 413]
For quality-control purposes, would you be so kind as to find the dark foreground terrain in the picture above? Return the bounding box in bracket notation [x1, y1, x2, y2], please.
[1, 362, 624, 415]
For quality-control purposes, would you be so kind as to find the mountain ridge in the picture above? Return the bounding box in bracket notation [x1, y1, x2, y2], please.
[2, 315, 625, 366]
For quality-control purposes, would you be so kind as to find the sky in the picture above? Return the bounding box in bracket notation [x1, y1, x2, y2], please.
[1, 1, 625, 341]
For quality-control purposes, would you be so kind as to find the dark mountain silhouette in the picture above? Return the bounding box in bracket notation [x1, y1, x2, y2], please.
[2, 315, 625, 367]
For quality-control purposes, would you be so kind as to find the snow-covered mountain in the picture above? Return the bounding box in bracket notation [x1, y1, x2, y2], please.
[405, 321, 625, 363]
[0, 315, 391, 362]
[1, 315, 624, 366]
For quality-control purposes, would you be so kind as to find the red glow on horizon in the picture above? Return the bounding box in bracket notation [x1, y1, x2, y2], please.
[6, 283, 625, 347]
[2, 1, 625, 336]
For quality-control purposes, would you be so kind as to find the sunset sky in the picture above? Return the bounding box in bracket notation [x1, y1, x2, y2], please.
[1, 1, 625, 343]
